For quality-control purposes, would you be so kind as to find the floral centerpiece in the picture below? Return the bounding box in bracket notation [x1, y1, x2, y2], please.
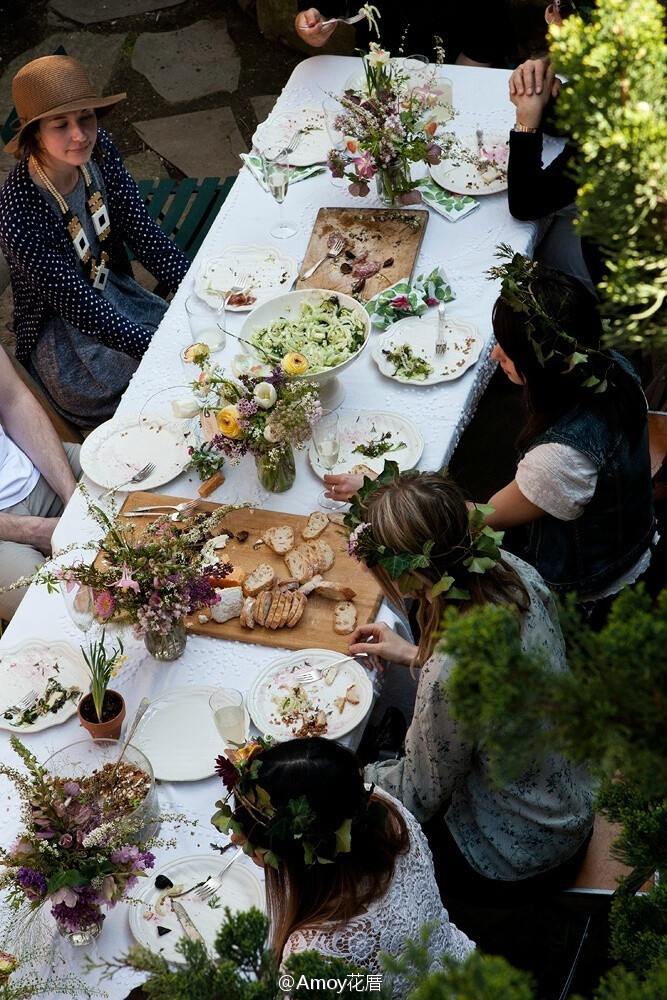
[185, 353, 321, 494]
[0, 738, 156, 945]
[328, 44, 451, 206]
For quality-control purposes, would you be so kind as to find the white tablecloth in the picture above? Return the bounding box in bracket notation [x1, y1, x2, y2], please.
[0, 57, 547, 997]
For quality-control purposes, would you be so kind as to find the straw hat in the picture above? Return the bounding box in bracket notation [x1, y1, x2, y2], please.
[5, 55, 126, 156]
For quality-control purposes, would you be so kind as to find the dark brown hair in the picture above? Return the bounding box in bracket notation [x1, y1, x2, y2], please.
[20, 110, 105, 167]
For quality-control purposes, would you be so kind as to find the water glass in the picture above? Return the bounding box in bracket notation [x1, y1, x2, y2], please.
[259, 145, 297, 239]
[433, 77, 453, 124]
[209, 688, 247, 747]
[185, 294, 226, 353]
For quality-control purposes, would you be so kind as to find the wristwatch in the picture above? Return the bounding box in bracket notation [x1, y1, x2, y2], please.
[513, 121, 538, 133]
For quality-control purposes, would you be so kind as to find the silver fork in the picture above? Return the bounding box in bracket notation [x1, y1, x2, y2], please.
[16, 689, 38, 710]
[320, 11, 368, 27]
[99, 462, 155, 501]
[218, 272, 250, 331]
[300, 234, 345, 280]
[128, 499, 200, 518]
[296, 652, 369, 684]
[435, 301, 447, 355]
[284, 130, 303, 155]
[194, 847, 244, 900]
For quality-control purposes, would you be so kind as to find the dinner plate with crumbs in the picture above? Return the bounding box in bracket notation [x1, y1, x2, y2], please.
[372, 315, 483, 386]
[252, 106, 330, 167]
[130, 854, 265, 963]
[0, 640, 87, 732]
[308, 410, 423, 481]
[430, 133, 508, 196]
[194, 245, 298, 311]
[80, 413, 193, 492]
[247, 648, 374, 741]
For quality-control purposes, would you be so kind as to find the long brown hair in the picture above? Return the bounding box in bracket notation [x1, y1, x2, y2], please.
[253, 738, 409, 960]
[365, 471, 530, 663]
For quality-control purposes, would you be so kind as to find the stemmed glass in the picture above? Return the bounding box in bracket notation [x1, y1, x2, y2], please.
[209, 689, 247, 747]
[322, 97, 347, 189]
[60, 581, 95, 634]
[259, 145, 297, 239]
[312, 409, 345, 510]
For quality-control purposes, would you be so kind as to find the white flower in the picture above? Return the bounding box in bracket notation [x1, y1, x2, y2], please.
[366, 42, 390, 67]
[254, 382, 278, 410]
[171, 397, 201, 419]
[263, 422, 282, 443]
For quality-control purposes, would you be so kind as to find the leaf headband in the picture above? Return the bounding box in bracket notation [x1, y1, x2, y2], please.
[344, 461, 505, 602]
[487, 244, 611, 393]
[211, 737, 386, 869]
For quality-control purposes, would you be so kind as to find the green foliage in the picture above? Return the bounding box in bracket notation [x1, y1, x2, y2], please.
[610, 884, 667, 972]
[551, 0, 667, 350]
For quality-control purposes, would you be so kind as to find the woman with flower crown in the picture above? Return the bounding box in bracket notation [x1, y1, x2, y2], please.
[341, 465, 594, 916]
[212, 737, 474, 988]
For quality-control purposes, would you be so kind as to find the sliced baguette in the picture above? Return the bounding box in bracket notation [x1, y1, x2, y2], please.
[286, 592, 307, 627]
[255, 589, 273, 626]
[304, 542, 325, 574]
[310, 539, 335, 572]
[243, 563, 276, 597]
[351, 464, 376, 478]
[334, 600, 357, 634]
[284, 549, 313, 585]
[265, 592, 284, 630]
[302, 511, 328, 540]
[314, 581, 357, 601]
[298, 574, 323, 596]
[262, 525, 295, 555]
[239, 597, 256, 629]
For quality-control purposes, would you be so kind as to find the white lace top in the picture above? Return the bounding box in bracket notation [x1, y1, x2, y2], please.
[282, 790, 475, 990]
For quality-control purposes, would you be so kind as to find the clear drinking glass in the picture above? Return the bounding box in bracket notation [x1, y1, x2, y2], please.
[209, 689, 247, 747]
[322, 97, 347, 189]
[185, 294, 225, 353]
[259, 145, 297, 239]
[60, 581, 95, 633]
[312, 409, 345, 510]
[401, 54, 431, 87]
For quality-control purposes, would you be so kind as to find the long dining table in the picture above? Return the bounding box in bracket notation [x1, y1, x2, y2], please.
[0, 56, 557, 996]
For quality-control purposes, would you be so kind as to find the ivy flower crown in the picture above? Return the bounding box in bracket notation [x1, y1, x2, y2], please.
[211, 738, 387, 869]
[487, 244, 612, 393]
[344, 461, 505, 601]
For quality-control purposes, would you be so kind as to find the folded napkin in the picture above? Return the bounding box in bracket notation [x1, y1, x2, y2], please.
[241, 153, 326, 190]
[365, 266, 456, 330]
[418, 178, 479, 222]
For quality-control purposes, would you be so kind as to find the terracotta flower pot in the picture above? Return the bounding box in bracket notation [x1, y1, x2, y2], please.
[77, 691, 126, 740]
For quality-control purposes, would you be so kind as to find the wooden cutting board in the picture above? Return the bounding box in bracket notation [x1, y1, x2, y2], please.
[119, 492, 383, 654]
[295, 206, 428, 302]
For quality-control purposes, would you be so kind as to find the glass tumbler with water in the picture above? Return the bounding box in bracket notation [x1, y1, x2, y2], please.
[185, 294, 226, 353]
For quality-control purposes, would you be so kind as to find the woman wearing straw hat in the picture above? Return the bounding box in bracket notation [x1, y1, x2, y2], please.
[0, 55, 190, 427]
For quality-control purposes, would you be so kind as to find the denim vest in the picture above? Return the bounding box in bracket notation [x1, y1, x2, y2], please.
[521, 360, 655, 596]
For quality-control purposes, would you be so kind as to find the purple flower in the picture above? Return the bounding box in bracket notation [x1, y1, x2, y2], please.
[349, 181, 370, 198]
[346, 522, 371, 560]
[17, 867, 47, 902]
[352, 150, 377, 180]
[390, 295, 411, 311]
[51, 886, 104, 933]
[425, 297, 439, 307]
[398, 190, 422, 206]
[425, 142, 442, 166]
[215, 754, 238, 792]
[237, 397, 259, 418]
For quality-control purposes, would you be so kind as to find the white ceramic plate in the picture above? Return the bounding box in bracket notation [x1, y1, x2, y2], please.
[194, 245, 298, 312]
[0, 640, 88, 733]
[253, 106, 330, 167]
[372, 315, 483, 386]
[430, 133, 508, 196]
[80, 413, 193, 492]
[129, 854, 265, 963]
[131, 686, 249, 782]
[308, 410, 424, 480]
[248, 648, 374, 741]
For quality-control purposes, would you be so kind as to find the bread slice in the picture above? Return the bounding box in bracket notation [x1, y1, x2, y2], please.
[284, 549, 313, 585]
[243, 563, 276, 597]
[267, 592, 286, 630]
[277, 591, 294, 628]
[239, 597, 256, 629]
[211, 587, 244, 623]
[304, 543, 325, 574]
[255, 589, 273, 626]
[264, 592, 283, 630]
[276, 577, 299, 593]
[351, 464, 376, 478]
[302, 511, 328, 540]
[286, 592, 307, 627]
[334, 601, 357, 634]
[311, 539, 335, 572]
[314, 581, 357, 601]
[298, 574, 323, 596]
[262, 525, 295, 555]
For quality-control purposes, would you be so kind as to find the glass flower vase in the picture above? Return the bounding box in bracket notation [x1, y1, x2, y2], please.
[55, 913, 103, 948]
[375, 160, 411, 207]
[255, 446, 296, 493]
[144, 622, 187, 660]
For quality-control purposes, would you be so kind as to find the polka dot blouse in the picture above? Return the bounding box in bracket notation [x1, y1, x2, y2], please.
[0, 130, 191, 365]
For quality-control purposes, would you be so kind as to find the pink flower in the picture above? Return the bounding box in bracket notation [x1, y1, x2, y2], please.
[390, 295, 411, 310]
[112, 565, 141, 594]
[50, 887, 79, 908]
[425, 297, 439, 306]
[352, 150, 377, 180]
[53, 567, 77, 593]
[95, 591, 115, 620]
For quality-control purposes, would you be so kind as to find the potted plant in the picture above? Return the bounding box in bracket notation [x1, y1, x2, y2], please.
[77, 630, 126, 740]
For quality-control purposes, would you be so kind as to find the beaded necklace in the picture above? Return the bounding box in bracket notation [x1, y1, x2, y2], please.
[31, 157, 111, 291]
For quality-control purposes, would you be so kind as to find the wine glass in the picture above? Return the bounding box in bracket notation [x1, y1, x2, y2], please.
[209, 689, 247, 747]
[60, 580, 95, 634]
[312, 410, 345, 510]
[322, 97, 347, 189]
[259, 145, 297, 239]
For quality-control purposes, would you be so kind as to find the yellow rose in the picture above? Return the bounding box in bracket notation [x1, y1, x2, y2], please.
[216, 405, 243, 439]
[282, 351, 309, 376]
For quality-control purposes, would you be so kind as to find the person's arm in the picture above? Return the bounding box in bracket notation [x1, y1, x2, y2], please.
[455, 52, 492, 68]
[364, 652, 472, 823]
[294, 7, 338, 47]
[485, 479, 547, 529]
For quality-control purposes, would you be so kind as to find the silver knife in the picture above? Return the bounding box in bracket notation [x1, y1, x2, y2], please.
[172, 900, 205, 944]
[476, 124, 484, 159]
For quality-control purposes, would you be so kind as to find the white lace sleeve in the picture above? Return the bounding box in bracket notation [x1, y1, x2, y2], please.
[516, 443, 598, 520]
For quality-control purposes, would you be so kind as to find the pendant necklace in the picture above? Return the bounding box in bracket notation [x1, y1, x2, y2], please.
[31, 157, 111, 291]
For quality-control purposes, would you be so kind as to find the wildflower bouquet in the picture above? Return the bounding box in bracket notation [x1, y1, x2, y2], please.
[187, 357, 321, 493]
[0, 738, 155, 938]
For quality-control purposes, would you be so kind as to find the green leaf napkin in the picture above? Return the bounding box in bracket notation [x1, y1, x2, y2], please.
[365, 266, 456, 330]
[241, 153, 325, 191]
[418, 178, 480, 222]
